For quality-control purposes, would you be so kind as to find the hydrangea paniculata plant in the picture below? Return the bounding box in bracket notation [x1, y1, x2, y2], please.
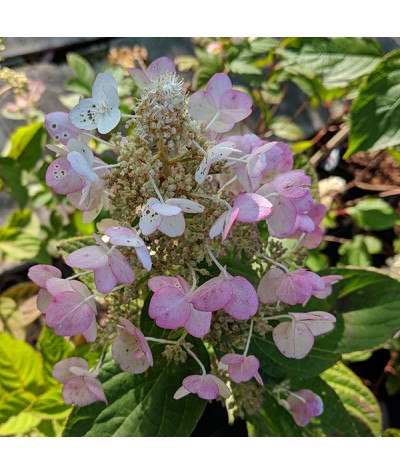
[30, 57, 340, 427]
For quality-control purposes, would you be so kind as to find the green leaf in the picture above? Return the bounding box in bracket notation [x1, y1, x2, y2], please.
[347, 50, 400, 155]
[0, 413, 41, 436]
[29, 387, 71, 420]
[228, 60, 262, 76]
[0, 333, 44, 394]
[7, 122, 44, 171]
[249, 37, 279, 54]
[0, 226, 41, 260]
[37, 325, 74, 385]
[338, 235, 381, 267]
[321, 362, 382, 436]
[66, 52, 95, 93]
[0, 296, 25, 338]
[251, 334, 340, 379]
[0, 157, 28, 208]
[269, 117, 304, 141]
[383, 428, 400, 436]
[279, 37, 383, 89]
[305, 268, 400, 353]
[65, 77, 92, 96]
[346, 198, 399, 230]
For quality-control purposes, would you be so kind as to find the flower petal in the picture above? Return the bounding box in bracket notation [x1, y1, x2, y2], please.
[66, 245, 108, 270]
[257, 267, 286, 304]
[190, 275, 233, 312]
[45, 112, 81, 145]
[273, 321, 314, 359]
[69, 98, 102, 131]
[146, 57, 175, 80]
[233, 193, 273, 223]
[184, 307, 212, 338]
[28, 264, 62, 288]
[206, 73, 232, 106]
[109, 249, 135, 284]
[52, 357, 89, 383]
[139, 200, 163, 235]
[149, 286, 191, 329]
[219, 90, 252, 124]
[46, 156, 83, 195]
[166, 198, 205, 214]
[157, 214, 186, 237]
[135, 245, 152, 271]
[96, 107, 121, 134]
[150, 201, 182, 216]
[103, 226, 144, 247]
[46, 291, 94, 336]
[92, 72, 118, 99]
[223, 276, 258, 320]
[93, 264, 117, 294]
[129, 68, 149, 88]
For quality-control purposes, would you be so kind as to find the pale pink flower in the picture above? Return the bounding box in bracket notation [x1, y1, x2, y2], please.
[45, 277, 97, 341]
[272, 311, 336, 359]
[173, 374, 231, 400]
[45, 112, 81, 145]
[139, 197, 204, 238]
[129, 57, 176, 89]
[28, 264, 62, 313]
[66, 233, 135, 294]
[303, 275, 343, 306]
[219, 354, 263, 385]
[284, 389, 323, 427]
[112, 317, 153, 374]
[257, 268, 325, 305]
[209, 193, 273, 241]
[190, 271, 259, 321]
[70, 72, 121, 134]
[148, 275, 211, 337]
[103, 225, 152, 271]
[189, 73, 252, 133]
[52, 357, 107, 406]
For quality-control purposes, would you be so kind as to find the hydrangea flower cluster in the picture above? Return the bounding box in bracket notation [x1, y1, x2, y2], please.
[30, 57, 342, 428]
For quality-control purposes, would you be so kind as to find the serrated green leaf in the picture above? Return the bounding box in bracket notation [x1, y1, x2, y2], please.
[0, 334, 44, 394]
[279, 37, 383, 89]
[321, 362, 382, 436]
[228, 60, 262, 76]
[6, 122, 44, 170]
[66, 52, 95, 94]
[346, 198, 399, 231]
[347, 50, 400, 155]
[249, 37, 279, 54]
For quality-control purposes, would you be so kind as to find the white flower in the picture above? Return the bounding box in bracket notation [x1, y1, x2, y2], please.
[69, 72, 121, 134]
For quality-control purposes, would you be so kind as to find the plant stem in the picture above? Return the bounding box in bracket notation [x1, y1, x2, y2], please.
[243, 319, 254, 357]
[184, 345, 207, 375]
